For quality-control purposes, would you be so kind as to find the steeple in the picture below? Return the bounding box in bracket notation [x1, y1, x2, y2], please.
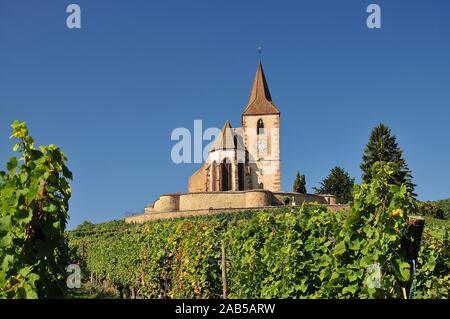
[242, 62, 280, 116]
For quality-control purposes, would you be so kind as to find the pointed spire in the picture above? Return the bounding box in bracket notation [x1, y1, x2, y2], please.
[249, 62, 272, 102]
[243, 62, 280, 115]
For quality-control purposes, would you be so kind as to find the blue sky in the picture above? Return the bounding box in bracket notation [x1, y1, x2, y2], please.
[1, 0, 449, 229]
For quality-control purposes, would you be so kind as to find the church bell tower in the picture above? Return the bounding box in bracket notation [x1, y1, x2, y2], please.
[242, 62, 281, 192]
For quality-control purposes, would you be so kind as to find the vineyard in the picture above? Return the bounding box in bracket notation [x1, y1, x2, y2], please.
[67, 164, 450, 299]
[2, 122, 449, 299]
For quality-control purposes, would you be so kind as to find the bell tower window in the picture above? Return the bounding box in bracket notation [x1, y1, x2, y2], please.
[257, 119, 265, 135]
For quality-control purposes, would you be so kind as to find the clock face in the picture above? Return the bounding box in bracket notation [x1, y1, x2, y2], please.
[257, 140, 267, 152]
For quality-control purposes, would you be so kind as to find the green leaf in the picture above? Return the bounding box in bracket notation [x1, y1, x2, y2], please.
[0, 215, 12, 232]
[360, 255, 373, 268]
[347, 272, 358, 282]
[399, 184, 407, 197]
[397, 261, 411, 282]
[342, 285, 358, 295]
[52, 220, 61, 230]
[1, 185, 16, 198]
[334, 241, 346, 256]
[14, 209, 32, 224]
[1, 254, 14, 271]
[6, 157, 18, 172]
[348, 239, 360, 251]
[0, 233, 13, 248]
[20, 172, 28, 183]
[19, 266, 33, 277]
[44, 204, 58, 213]
[10, 121, 28, 139]
[23, 281, 38, 299]
[26, 185, 39, 203]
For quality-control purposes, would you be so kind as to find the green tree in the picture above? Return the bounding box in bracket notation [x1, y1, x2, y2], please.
[0, 121, 72, 298]
[436, 198, 450, 219]
[314, 166, 354, 204]
[292, 171, 307, 194]
[75, 220, 94, 231]
[417, 201, 445, 219]
[361, 124, 416, 197]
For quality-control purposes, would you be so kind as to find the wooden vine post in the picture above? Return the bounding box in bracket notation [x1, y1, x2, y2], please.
[401, 216, 425, 260]
[221, 241, 228, 299]
[401, 216, 425, 298]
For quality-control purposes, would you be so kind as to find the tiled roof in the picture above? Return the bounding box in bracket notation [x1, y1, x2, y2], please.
[209, 121, 238, 152]
[242, 62, 280, 115]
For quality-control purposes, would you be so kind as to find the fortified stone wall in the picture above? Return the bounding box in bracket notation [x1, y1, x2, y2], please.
[125, 203, 348, 223]
[153, 194, 180, 212]
[272, 192, 334, 205]
[126, 190, 338, 223]
[152, 190, 272, 212]
[180, 192, 247, 211]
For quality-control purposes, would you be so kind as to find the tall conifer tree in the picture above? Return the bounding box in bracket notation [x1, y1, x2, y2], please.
[293, 171, 307, 194]
[361, 124, 416, 197]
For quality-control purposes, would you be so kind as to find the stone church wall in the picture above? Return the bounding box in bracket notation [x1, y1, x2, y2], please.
[188, 164, 208, 192]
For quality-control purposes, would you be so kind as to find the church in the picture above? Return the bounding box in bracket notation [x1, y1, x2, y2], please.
[188, 62, 281, 193]
[126, 62, 338, 224]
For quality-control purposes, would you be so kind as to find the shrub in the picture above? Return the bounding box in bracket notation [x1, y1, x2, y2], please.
[417, 201, 445, 220]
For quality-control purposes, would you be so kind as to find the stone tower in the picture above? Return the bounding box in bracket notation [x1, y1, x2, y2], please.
[242, 62, 281, 192]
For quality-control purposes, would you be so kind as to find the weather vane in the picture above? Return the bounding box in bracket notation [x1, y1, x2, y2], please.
[257, 45, 263, 61]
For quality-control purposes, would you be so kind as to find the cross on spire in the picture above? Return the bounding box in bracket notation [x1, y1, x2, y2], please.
[257, 46, 263, 61]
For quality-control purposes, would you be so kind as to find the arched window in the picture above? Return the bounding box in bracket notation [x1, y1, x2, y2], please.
[238, 163, 245, 191]
[221, 158, 232, 191]
[257, 119, 265, 135]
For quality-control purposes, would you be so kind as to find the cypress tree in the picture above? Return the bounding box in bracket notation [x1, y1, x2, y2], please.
[293, 171, 307, 194]
[361, 123, 416, 197]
